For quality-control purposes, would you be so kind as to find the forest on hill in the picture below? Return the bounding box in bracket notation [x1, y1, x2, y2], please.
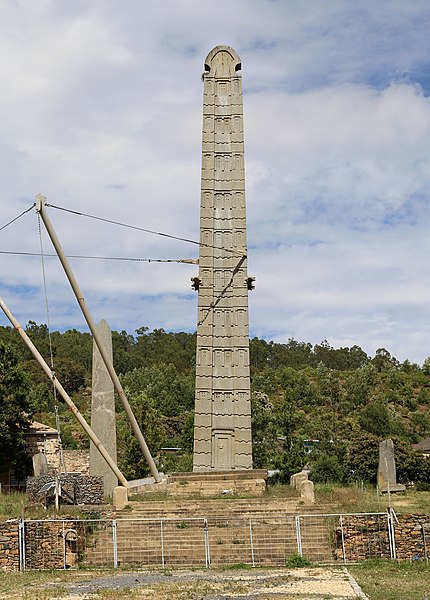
[1, 322, 429, 485]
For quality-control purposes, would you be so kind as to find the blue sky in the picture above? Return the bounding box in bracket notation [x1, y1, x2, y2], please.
[1, 0, 430, 363]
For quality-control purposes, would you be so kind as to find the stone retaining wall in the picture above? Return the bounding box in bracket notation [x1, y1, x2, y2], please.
[27, 474, 103, 504]
[0, 520, 19, 571]
[24, 520, 83, 569]
[334, 513, 429, 561]
[393, 514, 429, 560]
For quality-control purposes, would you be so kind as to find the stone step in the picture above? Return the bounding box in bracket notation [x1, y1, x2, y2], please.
[82, 498, 336, 567]
[115, 500, 333, 520]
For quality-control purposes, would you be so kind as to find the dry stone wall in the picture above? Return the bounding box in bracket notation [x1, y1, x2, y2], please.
[0, 520, 19, 571]
[393, 514, 429, 560]
[27, 474, 103, 504]
[24, 519, 87, 569]
[334, 513, 429, 561]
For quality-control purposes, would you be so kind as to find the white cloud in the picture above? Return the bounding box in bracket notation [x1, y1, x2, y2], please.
[1, 1, 430, 363]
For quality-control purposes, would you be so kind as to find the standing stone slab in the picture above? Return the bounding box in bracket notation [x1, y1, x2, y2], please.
[89, 320, 118, 496]
[377, 438, 405, 493]
[32, 452, 49, 477]
[290, 470, 308, 491]
[193, 46, 253, 472]
[300, 480, 315, 504]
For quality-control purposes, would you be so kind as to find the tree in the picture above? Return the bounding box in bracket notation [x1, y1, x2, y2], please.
[116, 390, 167, 480]
[346, 433, 380, 483]
[251, 392, 278, 468]
[0, 341, 34, 476]
[372, 348, 398, 372]
[358, 402, 391, 437]
[275, 439, 307, 482]
[120, 364, 194, 417]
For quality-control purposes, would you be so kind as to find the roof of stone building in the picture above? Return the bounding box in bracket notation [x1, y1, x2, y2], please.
[412, 437, 430, 452]
[26, 421, 58, 435]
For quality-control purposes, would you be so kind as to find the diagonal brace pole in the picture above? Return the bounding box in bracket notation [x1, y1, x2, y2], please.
[35, 194, 161, 483]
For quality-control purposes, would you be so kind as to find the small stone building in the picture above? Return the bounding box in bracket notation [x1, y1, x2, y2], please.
[412, 437, 430, 458]
[25, 421, 61, 472]
[0, 421, 90, 492]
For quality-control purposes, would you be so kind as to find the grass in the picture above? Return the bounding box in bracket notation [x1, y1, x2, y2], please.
[0, 568, 88, 596]
[349, 559, 430, 600]
[222, 562, 253, 570]
[0, 492, 113, 521]
[0, 491, 29, 518]
[313, 484, 430, 514]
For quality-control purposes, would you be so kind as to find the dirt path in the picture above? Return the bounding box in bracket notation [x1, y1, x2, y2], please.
[7, 567, 369, 599]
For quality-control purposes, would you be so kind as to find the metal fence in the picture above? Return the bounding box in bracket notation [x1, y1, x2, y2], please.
[18, 511, 425, 570]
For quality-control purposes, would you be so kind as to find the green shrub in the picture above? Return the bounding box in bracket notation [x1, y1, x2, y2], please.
[285, 553, 312, 568]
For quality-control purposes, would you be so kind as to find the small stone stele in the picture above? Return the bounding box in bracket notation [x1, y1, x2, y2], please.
[113, 486, 128, 509]
[290, 470, 308, 490]
[300, 479, 315, 504]
[32, 452, 49, 476]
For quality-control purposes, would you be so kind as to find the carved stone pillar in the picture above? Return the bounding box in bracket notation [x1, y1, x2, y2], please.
[193, 46, 253, 471]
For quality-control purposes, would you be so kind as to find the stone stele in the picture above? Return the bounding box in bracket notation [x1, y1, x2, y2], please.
[300, 479, 315, 504]
[290, 470, 309, 491]
[89, 319, 118, 496]
[193, 46, 253, 472]
[377, 438, 406, 493]
[32, 452, 49, 477]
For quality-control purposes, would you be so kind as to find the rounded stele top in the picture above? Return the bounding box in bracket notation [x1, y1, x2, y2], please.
[204, 45, 241, 76]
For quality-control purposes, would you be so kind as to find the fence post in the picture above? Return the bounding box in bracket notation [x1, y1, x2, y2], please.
[295, 516, 302, 557]
[387, 509, 396, 560]
[249, 519, 255, 567]
[62, 521, 66, 570]
[339, 515, 346, 564]
[112, 520, 118, 569]
[160, 520, 165, 567]
[204, 519, 210, 568]
[421, 524, 428, 563]
[18, 518, 25, 571]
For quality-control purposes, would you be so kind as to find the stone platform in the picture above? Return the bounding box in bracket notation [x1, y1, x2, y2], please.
[127, 469, 267, 499]
[379, 483, 406, 493]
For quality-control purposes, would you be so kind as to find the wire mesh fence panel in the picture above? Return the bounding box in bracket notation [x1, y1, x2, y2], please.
[24, 520, 67, 569]
[78, 520, 115, 568]
[115, 519, 207, 568]
[332, 514, 390, 563]
[159, 519, 207, 567]
[24, 519, 114, 569]
[207, 517, 253, 566]
[393, 517, 430, 561]
[115, 520, 163, 567]
[249, 516, 297, 566]
[21, 512, 402, 570]
[299, 515, 337, 563]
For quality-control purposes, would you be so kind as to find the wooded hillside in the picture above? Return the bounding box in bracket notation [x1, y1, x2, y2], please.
[1, 323, 429, 485]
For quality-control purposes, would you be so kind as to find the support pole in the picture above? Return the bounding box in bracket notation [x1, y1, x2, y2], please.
[35, 195, 161, 483]
[0, 296, 128, 487]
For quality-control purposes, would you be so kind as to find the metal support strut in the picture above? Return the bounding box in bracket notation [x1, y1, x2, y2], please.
[35, 194, 161, 483]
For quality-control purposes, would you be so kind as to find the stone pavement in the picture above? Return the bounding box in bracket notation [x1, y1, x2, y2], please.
[29, 567, 370, 599]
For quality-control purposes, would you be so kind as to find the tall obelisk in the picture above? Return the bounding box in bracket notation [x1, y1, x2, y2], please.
[193, 46, 253, 471]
